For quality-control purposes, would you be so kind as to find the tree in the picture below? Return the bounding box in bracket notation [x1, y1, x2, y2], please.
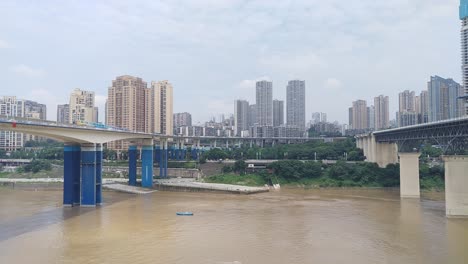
[233, 160, 247, 175]
[302, 161, 322, 178]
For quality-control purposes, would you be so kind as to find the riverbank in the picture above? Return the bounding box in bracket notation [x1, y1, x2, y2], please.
[203, 173, 445, 191]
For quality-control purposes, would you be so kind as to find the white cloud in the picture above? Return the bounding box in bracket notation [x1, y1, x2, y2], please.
[10, 64, 45, 77]
[0, 39, 9, 48]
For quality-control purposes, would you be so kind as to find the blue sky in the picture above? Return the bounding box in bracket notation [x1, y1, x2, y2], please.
[0, 0, 461, 124]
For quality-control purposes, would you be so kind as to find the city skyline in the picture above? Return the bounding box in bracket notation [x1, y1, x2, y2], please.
[0, 0, 463, 124]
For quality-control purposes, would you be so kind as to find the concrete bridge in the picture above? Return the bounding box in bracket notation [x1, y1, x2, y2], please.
[355, 116, 468, 217]
[0, 117, 342, 208]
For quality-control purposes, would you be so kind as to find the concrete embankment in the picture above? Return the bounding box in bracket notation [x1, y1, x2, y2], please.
[0, 178, 269, 195]
[103, 183, 157, 194]
[154, 179, 269, 194]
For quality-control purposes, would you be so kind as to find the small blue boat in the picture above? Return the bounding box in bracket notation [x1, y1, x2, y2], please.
[176, 212, 193, 216]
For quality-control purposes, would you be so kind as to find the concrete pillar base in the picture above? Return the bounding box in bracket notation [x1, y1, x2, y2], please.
[443, 156, 468, 218]
[399, 152, 420, 198]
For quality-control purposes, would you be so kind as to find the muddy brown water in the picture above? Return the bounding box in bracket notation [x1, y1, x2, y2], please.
[0, 187, 467, 264]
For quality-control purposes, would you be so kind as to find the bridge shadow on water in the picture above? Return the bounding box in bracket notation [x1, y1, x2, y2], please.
[0, 190, 135, 242]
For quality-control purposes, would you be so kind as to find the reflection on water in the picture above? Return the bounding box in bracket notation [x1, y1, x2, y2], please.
[0, 187, 467, 264]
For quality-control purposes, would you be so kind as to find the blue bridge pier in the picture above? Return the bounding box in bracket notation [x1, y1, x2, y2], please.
[63, 143, 103, 207]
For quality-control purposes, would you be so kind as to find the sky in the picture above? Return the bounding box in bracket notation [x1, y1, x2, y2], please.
[0, 0, 462, 124]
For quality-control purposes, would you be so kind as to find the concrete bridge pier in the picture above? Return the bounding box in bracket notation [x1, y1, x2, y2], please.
[63, 144, 81, 206]
[81, 143, 102, 207]
[443, 156, 468, 217]
[159, 140, 168, 178]
[399, 152, 420, 198]
[141, 140, 154, 188]
[128, 145, 137, 186]
[375, 142, 398, 168]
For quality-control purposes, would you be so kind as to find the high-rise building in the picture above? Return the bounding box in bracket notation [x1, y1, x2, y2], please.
[173, 112, 192, 128]
[348, 107, 353, 128]
[273, 99, 284, 127]
[399, 90, 415, 112]
[57, 104, 69, 124]
[397, 111, 418, 127]
[146, 80, 173, 136]
[460, 0, 468, 115]
[427, 76, 463, 122]
[24, 100, 47, 120]
[256, 81, 273, 126]
[367, 105, 375, 130]
[107, 75, 147, 150]
[397, 90, 419, 127]
[418, 90, 429, 123]
[286, 80, 306, 129]
[374, 95, 389, 130]
[69, 88, 98, 124]
[23, 100, 47, 141]
[248, 104, 257, 127]
[0, 96, 24, 150]
[349, 100, 368, 130]
[311, 112, 327, 124]
[234, 100, 249, 136]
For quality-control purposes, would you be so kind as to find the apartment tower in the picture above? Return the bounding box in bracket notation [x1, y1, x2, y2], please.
[256, 81, 273, 126]
[286, 80, 306, 129]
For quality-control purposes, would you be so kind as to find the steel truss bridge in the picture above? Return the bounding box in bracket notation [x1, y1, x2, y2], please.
[373, 116, 468, 153]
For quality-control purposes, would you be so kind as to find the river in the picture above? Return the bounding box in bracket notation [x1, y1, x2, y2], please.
[0, 187, 467, 264]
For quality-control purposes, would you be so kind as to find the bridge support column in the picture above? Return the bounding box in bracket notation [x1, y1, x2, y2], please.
[158, 143, 163, 177]
[141, 141, 154, 188]
[81, 143, 97, 207]
[95, 144, 102, 205]
[164, 140, 168, 177]
[63, 144, 81, 206]
[128, 145, 137, 186]
[375, 142, 398, 168]
[399, 152, 420, 198]
[362, 137, 368, 160]
[442, 156, 468, 217]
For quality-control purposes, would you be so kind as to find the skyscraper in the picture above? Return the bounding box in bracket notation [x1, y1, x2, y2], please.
[273, 99, 284, 127]
[256, 81, 273, 126]
[248, 104, 257, 127]
[234, 100, 249, 136]
[460, 0, 468, 115]
[146, 80, 173, 135]
[57, 104, 69, 124]
[350, 100, 368, 130]
[399, 90, 415, 112]
[367, 105, 375, 130]
[107, 75, 147, 150]
[69, 88, 97, 124]
[427, 76, 463, 122]
[374, 95, 389, 130]
[418, 90, 429, 123]
[286, 80, 306, 129]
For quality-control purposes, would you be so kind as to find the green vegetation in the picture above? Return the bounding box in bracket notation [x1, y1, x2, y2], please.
[204, 173, 266, 187]
[16, 160, 52, 173]
[167, 161, 197, 169]
[206, 160, 445, 189]
[201, 138, 365, 161]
